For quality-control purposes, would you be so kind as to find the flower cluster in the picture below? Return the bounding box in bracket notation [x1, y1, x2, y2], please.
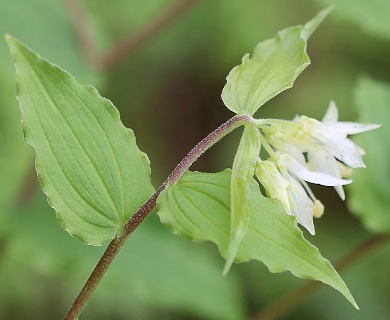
[255, 102, 379, 234]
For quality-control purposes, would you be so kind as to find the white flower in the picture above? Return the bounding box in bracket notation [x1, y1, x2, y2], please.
[256, 159, 290, 212]
[253, 101, 379, 234]
[262, 101, 380, 199]
[256, 153, 350, 234]
[281, 153, 351, 234]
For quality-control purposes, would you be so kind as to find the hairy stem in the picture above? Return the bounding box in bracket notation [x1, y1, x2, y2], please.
[64, 114, 251, 320]
[253, 234, 390, 320]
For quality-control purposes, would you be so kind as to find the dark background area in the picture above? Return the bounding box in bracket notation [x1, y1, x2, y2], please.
[0, 0, 389, 319]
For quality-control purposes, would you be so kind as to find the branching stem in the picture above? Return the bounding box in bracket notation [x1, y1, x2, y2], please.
[64, 114, 251, 320]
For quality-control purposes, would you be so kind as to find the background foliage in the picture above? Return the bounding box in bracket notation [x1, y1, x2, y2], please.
[0, 0, 389, 319]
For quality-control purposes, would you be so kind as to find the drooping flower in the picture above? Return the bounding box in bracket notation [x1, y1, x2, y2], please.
[261, 102, 380, 199]
[256, 153, 350, 234]
[254, 101, 379, 233]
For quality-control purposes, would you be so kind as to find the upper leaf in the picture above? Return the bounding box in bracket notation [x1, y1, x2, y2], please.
[157, 170, 358, 309]
[221, 6, 332, 116]
[6, 36, 154, 245]
[224, 123, 260, 274]
[349, 77, 390, 234]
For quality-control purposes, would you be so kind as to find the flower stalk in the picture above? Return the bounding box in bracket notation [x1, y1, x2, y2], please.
[64, 114, 250, 320]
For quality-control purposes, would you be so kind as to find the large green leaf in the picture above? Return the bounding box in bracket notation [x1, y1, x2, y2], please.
[0, 0, 96, 82]
[0, 0, 101, 231]
[348, 77, 390, 233]
[6, 36, 154, 245]
[221, 6, 332, 116]
[225, 123, 260, 274]
[0, 1, 55, 223]
[158, 170, 358, 308]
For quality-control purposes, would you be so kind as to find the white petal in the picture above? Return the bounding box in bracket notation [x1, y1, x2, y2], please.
[326, 138, 366, 168]
[293, 201, 315, 235]
[322, 101, 338, 123]
[285, 174, 315, 235]
[266, 134, 307, 163]
[302, 116, 347, 141]
[307, 149, 346, 200]
[329, 122, 380, 135]
[278, 153, 351, 186]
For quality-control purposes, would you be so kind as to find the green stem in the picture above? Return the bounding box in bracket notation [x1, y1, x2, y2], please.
[258, 133, 278, 160]
[64, 114, 250, 320]
[253, 234, 390, 320]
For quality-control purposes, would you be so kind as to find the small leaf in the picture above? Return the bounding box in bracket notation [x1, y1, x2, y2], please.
[158, 170, 358, 308]
[6, 36, 154, 245]
[349, 77, 390, 233]
[225, 123, 260, 274]
[221, 6, 332, 116]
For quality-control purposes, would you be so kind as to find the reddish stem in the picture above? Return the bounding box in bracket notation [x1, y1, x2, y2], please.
[64, 114, 250, 320]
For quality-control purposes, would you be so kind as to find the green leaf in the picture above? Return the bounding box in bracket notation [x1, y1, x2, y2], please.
[221, 6, 332, 116]
[158, 170, 358, 308]
[225, 123, 260, 274]
[0, 0, 100, 224]
[348, 77, 390, 233]
[0, 0, 97, 83]
[6, 36, 154, 245]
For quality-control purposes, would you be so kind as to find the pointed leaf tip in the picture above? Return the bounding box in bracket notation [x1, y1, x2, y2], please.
[301, 5, 334, 40]
[4, 34, 12, 43]
[158, 170, 358, 308]
[222, 8, 332, 116]
[8, 37, 154, 245]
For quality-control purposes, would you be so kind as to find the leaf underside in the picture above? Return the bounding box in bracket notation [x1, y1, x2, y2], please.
[7, 36, 154, 245]
[158, 170, 358, 308]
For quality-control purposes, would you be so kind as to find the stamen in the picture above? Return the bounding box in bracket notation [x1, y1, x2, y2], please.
[312, 200, 324, 218]
[338, 162, 353, 178]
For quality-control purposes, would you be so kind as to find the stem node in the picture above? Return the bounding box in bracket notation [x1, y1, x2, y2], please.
[64, 115, 248, 319]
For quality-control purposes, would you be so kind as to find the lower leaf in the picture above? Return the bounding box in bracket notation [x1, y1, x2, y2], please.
[157, 169, 358, 309]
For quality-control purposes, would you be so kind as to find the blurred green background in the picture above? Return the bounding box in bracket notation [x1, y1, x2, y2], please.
[0, 0, 389, 319]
